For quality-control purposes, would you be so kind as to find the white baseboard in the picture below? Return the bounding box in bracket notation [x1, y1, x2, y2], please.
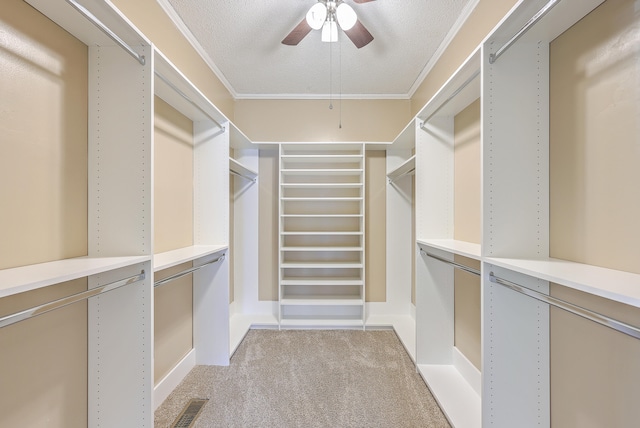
[154, 349, 196, 411]
[453, 346, 481, 396]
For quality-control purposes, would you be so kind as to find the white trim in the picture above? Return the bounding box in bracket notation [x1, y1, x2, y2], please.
[156, 0, 239, 99]
[153, 349, 196, 410]
[407, 0, 481, 98]
[234, 92, 411, 100]
[453, 346, 482, 396]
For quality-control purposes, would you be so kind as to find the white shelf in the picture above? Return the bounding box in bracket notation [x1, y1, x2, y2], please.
[485, 257, 640, 308]
[417, 364, 481, 428]
[281, 183, 363, 189]
[281, 247, 363, 252]
[281, 155, 362, 163]
[281, 296, 364, 306]
[281, 231, 362, 236]
[0, 255, 150, 298]
[229, 157, 258, 181]
[280, 214, 363, 218]
[153, 245, 228, 272]
[281, 197, 362, 201]
[387, 155, 415, 182]
[417, 239, 481, 260]
[281, 262, 363, 269]
[390, 119, 417, 150]
[281, 278, 363, 286]
[281, 169, 363, 176]
[280, 317, 363, 327]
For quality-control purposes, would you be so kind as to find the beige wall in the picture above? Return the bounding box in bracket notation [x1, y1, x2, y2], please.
[235, 99, 411, 142]
[365, 150, 386, 302]
[0, 2, 88, 427]
[410, 0, 518, 115]
[153, 96, 194, 383]
[111, 0, 234, 117]
[549, 0, 640, 425]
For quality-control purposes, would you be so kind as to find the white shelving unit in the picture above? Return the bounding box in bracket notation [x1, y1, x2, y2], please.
[278, 143, 366, 327]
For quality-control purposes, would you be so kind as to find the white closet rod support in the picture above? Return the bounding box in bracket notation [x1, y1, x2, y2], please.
[0, 270, 146, 329]
[420, 70, 480, 128]
[230, 170, 257, 183]
[420, 248, 480, 277]
[388, 167, 415, 184]
[154, 71, 225, 131]
[488, 0, 561, 64]
[64, 0, 146, 65]
[489, 272, 640, 340]
[154, 254, 225, 288]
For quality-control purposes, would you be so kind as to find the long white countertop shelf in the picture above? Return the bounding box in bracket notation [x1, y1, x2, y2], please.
[0, 255, 151, 298]
[485, 257, 640, 308]
[154, 245, 228, 272]
[281, 295, 364, 306]
[417, 239, 482, 260]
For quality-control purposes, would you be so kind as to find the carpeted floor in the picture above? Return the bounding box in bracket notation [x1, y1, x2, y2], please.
[154, 329, 450, 428]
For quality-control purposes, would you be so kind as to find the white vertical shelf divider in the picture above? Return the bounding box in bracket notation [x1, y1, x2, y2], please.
[415, 47, 482, 428]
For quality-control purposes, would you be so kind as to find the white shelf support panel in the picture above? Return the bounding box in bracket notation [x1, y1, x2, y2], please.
[279, 143, 366, 327]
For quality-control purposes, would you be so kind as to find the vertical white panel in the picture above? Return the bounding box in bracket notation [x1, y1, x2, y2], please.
[482, 264, 550, 427]
[416, 116, 454, 240]
[193, 251, 230, 365]
[88, 261, 152, 428]
[194, 122, 229, 247]
[416, 247, 454, 364]
[482, 41, 549, 259]
[385, 150, 413, 314]
[88, 45, 153, 257]
[233, 149, 261, 314]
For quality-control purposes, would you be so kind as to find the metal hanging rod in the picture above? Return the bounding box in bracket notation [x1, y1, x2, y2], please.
[65, 0, 146, 65]
[420, 69, 480, 129]
[489, 272, 640, 340]
[230, 169, 257, 183]
[388, 167, 415, 184]
[0, 270, 146, 329]
[488, 0, 561, 64]
[420, 247, 481, 277]
[154, 71, 225, 131]
[154, 254, 225, 288]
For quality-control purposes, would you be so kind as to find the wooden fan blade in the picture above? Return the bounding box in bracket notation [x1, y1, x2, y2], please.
[353, 0, 376, 3]
[344, 20, 374, 48]
[282, 19, 313, 45]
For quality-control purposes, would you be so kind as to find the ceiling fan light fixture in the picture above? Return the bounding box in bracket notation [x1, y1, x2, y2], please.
[306, 3, 328, 30]
[321, 20, 338, 42]
[336, 3, 357, 30]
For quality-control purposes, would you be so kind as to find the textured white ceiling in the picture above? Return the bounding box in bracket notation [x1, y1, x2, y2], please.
[160, 0, 476, 99]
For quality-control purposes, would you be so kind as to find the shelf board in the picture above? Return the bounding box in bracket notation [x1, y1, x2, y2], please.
[281, 197, 362, 201]
[281, 155, 362, 163]
[417, 364, 481, 428]
[417, 239, 481, 260]
[281, 277, 363, 286]
[390, 119, 417, 150]
[229, 157, 257, 181]
[154, 245, 228, 272]
[387, 155, 416, 182]
[281, 183, 363, 189]
[281, 247, 363, 252]
[281, 295, 364, 306]
[281, 231, 363, 236]
[280, 317, 363, 327]
[281, 169, 363, 176]
[281, 262, 363, 269]
[280, 214, 363, 218]
[485, 257, 640, 308]
[0, 255, 151, 298]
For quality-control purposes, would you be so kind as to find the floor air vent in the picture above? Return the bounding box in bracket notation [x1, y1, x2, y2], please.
[172, 398, 209, 428]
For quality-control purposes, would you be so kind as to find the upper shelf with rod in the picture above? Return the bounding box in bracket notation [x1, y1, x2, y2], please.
[387, 155, 415, 183]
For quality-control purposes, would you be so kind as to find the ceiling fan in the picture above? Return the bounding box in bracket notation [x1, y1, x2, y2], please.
[282, 0, 376, 49]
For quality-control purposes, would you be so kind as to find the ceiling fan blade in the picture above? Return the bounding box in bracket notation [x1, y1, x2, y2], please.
[344, 19, 374, 48]
[281, 19, 313, 45]
[353, 0, 376, 3]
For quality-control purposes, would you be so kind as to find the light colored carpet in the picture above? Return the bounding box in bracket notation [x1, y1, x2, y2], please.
[154, 330, 450, 428]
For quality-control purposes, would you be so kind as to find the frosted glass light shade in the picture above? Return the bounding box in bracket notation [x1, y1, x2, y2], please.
[321, 20, 338, 42]
[336, 3, 357, 30]
[306, 3, 328, 30]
